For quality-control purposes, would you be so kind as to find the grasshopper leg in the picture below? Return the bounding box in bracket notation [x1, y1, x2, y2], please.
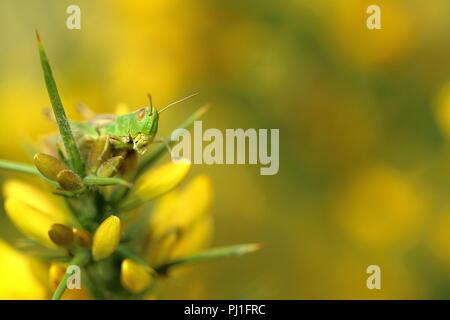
[109, 134, 131, 150]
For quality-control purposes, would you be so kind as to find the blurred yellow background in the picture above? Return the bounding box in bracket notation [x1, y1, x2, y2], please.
[1, 0, 450, 299]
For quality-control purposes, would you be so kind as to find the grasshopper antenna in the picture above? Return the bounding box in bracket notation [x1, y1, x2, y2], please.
[159, 92, 199, 114]
[147, 93, 153, 109]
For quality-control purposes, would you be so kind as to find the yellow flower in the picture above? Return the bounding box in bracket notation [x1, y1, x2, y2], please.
[145, 175, 214, 265]
[120, 259, 154, 294]
[1, 182, 92, 299]
[121, 158, 191, 209]
[3, 180, 75, 247]
[0, 239, 48, 299]
[92, 215, 121, 261]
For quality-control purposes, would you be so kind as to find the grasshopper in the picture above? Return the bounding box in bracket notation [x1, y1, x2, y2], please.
[54, 93, 197, 177]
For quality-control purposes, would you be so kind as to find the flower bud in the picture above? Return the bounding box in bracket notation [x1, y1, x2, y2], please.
[87, 136, 112, 174]
[121, 158, 191, 210]
[73, 228, 93, 248]
[34, 153, 68, 181]
[48, 224, 74, 247]
[120, 259, 154, 294]
[96, 156, 124, 178]
[92, 215, 121, 261]
[56, 169, 84, 191]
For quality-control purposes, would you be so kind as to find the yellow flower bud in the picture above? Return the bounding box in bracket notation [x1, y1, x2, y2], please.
[73, 228, 93, 248]
[120, 259, 154, 294]
[33, 153, 68, 181]
[92, 215, 121, 261]
[121, 158, 191, 210]
[56, 169, 84, 191]
[48, 224, 74, 247]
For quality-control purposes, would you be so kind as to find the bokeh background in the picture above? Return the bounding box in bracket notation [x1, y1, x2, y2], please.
[1, 0, 450, 299]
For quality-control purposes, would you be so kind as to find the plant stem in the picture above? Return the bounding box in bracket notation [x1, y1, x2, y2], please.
[156, 243, 261, 274]
[36, 31, 85, 177]
[0, 159, 41, 176]
[0, 159, 58, 186]
[51, 250, 90, 300]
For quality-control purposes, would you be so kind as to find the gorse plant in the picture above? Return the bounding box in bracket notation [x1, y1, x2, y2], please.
[0, 33, 259, 300]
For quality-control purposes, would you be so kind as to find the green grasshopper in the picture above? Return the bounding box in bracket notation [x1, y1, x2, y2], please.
[63, 93, 197, 177]
[71, 93, 197, 153]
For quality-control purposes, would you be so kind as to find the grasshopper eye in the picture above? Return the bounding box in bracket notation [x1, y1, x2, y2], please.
[136, 108, 146, 120]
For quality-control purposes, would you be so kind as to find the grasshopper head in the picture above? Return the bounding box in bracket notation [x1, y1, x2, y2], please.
[131, 105, 158, 154]
[142, 105, 158, 138]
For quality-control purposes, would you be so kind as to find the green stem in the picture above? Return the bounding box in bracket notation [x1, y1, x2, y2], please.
[36, 31, 85, 177]
[155, 243, 261, 274]
[0, 159, 41, 176]
[0, 159, 58, 186]
[51, 250, 90, 300]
